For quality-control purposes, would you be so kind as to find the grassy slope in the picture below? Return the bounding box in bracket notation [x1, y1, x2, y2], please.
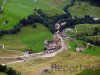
[8, 50, 100, 75]
[0, 49, 23, 57]
[0, 72, 7, 75]
[75, 24, 100, 34]
[67, 24, 100, 37]
[0, 0, 3, 6]
[42, 0, 71, 10]
[69, 1, 100, 18]
[66, 24, 100, 56]
[0, 24, 52, 52]
[66, 24, 100, 38]
[0, 0, 65, 30]
[77, 68, 100, 75]
[67, 39, 100, 56]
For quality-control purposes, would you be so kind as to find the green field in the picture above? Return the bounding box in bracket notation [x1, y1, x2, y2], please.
[66, 24, 100, 36]
[77, 68, 100, 75]
[0, 1, 2, 6]
[75, 24, 100, 32]
[42, 0, 71, 10]
[69, 1, 100, 18]
[0, 72, 7, 75]
[67, 39, 100, 56]
[0, 0, 65, 30]
[8, 50, 100, 75]
[0, 24, 52, 52]
[66, 24, 100, 56]
[0, 0, 100, 75]
[0, 49, 23, 57]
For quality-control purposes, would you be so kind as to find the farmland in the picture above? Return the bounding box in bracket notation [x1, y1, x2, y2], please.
[0, 0, 65, 30]
[66, 24, 100, 37]
[67, 39, 100, 56]
[0, 24, 52, 52]
[0, 72, 7, 75]
[7, 50, 100, 75]
[66, 24, 100, 56]
[0, 0, 67, 52]
[0, 0, 100, 75]
[69, 0, 100, 18]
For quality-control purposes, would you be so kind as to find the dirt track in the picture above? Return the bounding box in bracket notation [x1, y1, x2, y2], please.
[0, 33, 67, 65]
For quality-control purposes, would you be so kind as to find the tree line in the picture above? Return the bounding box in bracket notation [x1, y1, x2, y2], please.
[0, 9, 100, 36]
[0, 9, 71, 36]
[0, 64, 21, 75]
[75, 27, 100, 46]
[78, 0, 100, 6]
[0, 0, 100, 46]
[62, 0, 100, 46]
[0, 0, 76, 36]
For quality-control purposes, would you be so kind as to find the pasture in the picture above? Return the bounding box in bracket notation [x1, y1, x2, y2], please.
[66, 24, 100, 36]
[67, 39, 100, 56]
[8, 50, 100, 75]
[78, 68, 100, 75]
[66, 24, 100, 56]
[0, 0, 65, 30]
[0, 1, 100, 75]
[0, 24, 53, 52]
[75, 24, 100, 35]
[0, 72, 7, 75]
[69, 1, 100, 18]
[0, 49, 23, 57]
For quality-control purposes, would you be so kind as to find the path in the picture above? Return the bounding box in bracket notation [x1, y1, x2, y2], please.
[1, 0, 7, 10]
[41, 33, 66, 57]
[75, 25, 78, 32]
[0, 33, 67, 65]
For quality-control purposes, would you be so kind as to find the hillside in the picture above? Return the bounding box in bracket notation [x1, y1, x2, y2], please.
[7, 50, 100, 75]
[0, 72, 7, 75]
[66, 24, 100, 56]
[0, 0, 100, 75]
[0, 0, 65, 30]
[69, 1, 100, 18]
[0, 24, 52, 52]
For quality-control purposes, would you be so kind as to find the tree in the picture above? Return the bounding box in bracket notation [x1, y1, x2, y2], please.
[9, 24, 21, 34]
[32, 23, 36, 28]
[20, 18, 27, 26]
[0, 65, 7, 72]
[0, 30, 4, 36]
[93, 27, 99, 35]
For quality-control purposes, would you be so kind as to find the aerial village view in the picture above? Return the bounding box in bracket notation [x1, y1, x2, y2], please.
[0, 0, 100, 75]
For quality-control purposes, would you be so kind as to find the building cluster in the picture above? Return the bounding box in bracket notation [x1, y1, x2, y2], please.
[44, 34, 62, 53]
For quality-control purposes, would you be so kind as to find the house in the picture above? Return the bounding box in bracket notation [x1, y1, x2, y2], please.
[76, 47, 84, 52]
[93, 17, 99, 21]
[44, 34, 62, 53]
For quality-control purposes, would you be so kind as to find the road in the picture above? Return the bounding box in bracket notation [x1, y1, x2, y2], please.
[0, 33, 67, 65]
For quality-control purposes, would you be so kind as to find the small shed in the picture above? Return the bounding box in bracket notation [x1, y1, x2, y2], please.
[0, 44, 5, 49]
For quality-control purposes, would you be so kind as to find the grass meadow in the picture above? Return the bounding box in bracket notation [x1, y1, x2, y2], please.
[0, 72, 7, 75]
[67, 39, 100, 56]
[0, 24, 53, 52]
[0, 1, 100, 75]
[69, 1, 100, 18]
[0, 0, 65, 30]
[8, 50, 100, 75]
[66, 24, 100, 56]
